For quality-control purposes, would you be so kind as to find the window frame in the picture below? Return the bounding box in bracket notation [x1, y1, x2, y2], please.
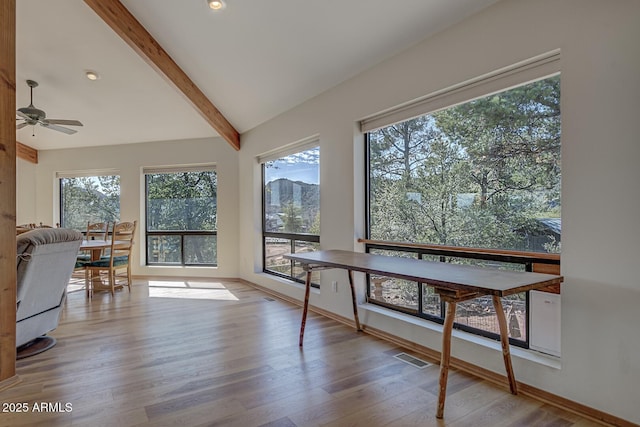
[143, 165, 218, 267]
[362, 54, 561, 348]
[361, 237, 562, 348]
[260, 140, 320, 286]
[58, 170, 121, 232]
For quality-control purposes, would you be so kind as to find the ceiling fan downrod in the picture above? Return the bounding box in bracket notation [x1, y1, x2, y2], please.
[26, 79, 38, 106]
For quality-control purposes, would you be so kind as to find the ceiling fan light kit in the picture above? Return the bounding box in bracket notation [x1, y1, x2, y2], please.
[16, 80, 83, 135]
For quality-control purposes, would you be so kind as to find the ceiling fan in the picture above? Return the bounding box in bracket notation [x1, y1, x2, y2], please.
[16, 80, 83, 135]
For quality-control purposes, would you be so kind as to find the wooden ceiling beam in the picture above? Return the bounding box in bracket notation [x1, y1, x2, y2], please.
[83, 0, 241, 151]
[16, 141, 37, 164]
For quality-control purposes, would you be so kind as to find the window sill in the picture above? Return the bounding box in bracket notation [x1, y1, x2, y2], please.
[360, 302, 561, 370]
[144, 265, 218, 269]
[255, 271, 320, 302]
[257, 272, 321, 295]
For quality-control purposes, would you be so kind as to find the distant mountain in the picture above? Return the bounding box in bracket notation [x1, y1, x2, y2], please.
[265, 178, 319, 231]
[265, 178, 318, 210]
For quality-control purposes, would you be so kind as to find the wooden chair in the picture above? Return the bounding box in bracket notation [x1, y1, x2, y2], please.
[84, 221, 137, 296]
[86, 221, 109, 241]
[77, 221, 109, 261]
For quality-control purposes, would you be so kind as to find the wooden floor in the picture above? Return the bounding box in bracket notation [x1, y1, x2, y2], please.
[1, 278, 604, 427]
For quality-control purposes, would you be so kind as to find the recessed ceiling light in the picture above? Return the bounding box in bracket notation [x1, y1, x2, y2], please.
[207, 0, 225, 10]
[85, 70, 100, 81]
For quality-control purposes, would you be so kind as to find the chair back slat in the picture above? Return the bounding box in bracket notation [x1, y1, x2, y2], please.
[86, 221, 109, 241]
[112, 221, 136, 242]
[111, 221, 137, 257]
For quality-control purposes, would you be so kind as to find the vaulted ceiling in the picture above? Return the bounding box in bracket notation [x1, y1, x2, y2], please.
[16, 0, 499, 150]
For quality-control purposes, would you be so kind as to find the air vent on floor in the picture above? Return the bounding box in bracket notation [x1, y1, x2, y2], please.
[264, 297, 275, 302]
[393, 352, 432, 369]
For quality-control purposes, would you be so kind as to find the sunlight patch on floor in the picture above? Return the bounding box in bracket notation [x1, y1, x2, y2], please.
[67, 274, 86, 294]
[148, 280, 239, 300]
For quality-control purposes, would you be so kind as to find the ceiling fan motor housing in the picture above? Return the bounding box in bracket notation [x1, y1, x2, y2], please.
[17, 106, 46, 123]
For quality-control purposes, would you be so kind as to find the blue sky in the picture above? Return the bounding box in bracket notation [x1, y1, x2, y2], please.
[264, 148, 319, 185]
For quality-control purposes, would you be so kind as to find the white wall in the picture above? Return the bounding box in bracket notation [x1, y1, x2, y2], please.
[33, 137, 240, 278]
[16, 157, 37, 225]
[237, 0, 640, 423]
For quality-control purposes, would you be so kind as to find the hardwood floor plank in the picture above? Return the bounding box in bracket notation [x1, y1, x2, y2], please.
[288, 373, 437, 426]
[0, 278, 609, 427]
[70, 407, 149, 427]
[449, 392, 541, 427]
[322, 386, 436, 427]
[203, 387, 334, 427]
[138, 395, 245, 427]
[504, 406, 574, 427]
[256, 416, 298, 427]
[383, 380, 502, 426]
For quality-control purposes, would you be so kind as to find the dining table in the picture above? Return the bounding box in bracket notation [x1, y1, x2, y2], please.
[78, 239, 129, 296]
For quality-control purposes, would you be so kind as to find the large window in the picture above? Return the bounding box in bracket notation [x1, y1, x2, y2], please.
[365, 67, 561, 346]
[145, 166, 217, 266]
[59, 173, 120, 231]
[261, 143, 320, 285]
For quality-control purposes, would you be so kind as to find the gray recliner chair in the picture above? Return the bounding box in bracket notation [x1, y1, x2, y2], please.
[16, 228, 83, 358]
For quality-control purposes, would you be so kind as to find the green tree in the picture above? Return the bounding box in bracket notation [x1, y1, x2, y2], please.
[281, 202, 303, 233]
[146, 171, 217, 264]
[369, 75, 561, 253]
[146, 171, 217, 231]
[434, 76, 560, 210]
[309, 212, 321, 235]
[61, 176, 120, 231]
[370, 117, 434, 180]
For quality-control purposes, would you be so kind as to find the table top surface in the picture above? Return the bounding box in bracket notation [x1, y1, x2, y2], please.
[80, 239, 129, 250]
[285, 249, 563, 297]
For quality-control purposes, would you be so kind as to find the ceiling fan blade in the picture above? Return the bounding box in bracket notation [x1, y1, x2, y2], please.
[16, 110, 30, 120]
[16, 122, 28, 130]
[41, 123, 77, 135]
[45, 119, 83, 127]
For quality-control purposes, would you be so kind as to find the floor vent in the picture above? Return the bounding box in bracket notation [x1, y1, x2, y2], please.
[393, 352, 432, 369]
[264, 297, 275, 302]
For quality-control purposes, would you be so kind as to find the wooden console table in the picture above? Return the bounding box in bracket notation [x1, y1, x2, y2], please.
[284, 249, 563, 419]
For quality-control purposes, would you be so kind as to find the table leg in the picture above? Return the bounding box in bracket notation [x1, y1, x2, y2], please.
[85, 269, 92, 298]
[347, 270, 362, 331]
[84, 247, 104, 298]
[437, 300, 457, 419]
[299, 269, 312, 347]
[493, 295, 518, 394]
[92, 247, 107, 292]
